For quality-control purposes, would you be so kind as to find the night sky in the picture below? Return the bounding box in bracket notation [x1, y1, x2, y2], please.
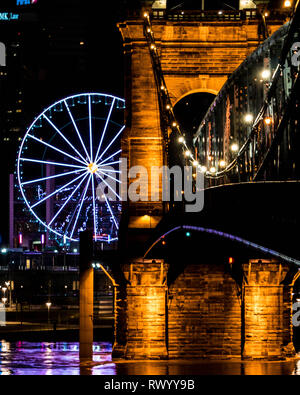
[0, 0, 288, 244]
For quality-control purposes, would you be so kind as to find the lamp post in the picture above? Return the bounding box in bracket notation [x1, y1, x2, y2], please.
[5, 282, 11, 308]
[46, 302, 52, 324]
[2, 287, 7, 300]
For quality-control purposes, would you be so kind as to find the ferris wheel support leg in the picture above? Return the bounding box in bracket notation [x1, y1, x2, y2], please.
[45, 164, 55, 247]
[79, 230, 94, 361]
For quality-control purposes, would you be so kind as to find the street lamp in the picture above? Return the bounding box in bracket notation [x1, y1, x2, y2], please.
[5, 282, 11, 308]
[261, 69, 271, 80]
[46, 302, 52, 324]
[244, 113, 254, 124]
[230, 143, 239, 153]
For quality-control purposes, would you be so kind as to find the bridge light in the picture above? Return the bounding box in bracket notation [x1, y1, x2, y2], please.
[264, 117, 272, 125]
[218, 10, 223, 15]
[284, 0, 292, 7]
[230, 143, 239, 153]
[210, 167, 216, 174]
[144, 12, 149, 18]
[186, 232, 191, 237]
[147, 28, 151, 33]
[193, 160, 199, 167]
[185, 150, 192, 157]
[261, 69, 271, 80]
[172, 122, 177, 127]
[219, 160, 226, 168]
[200, 166, 207, 173]
[244, 113, 254, 124]
[178, 136, 185, 143]
[166, 104, 171, 110]
[161, 85, 165, 91]
[150, 44, 156, 50]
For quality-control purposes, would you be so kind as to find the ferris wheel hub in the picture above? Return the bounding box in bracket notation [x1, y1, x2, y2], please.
[87, 162, 99, 174]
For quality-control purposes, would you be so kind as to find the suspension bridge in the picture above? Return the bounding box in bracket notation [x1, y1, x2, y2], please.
[102, 2, 300, 361]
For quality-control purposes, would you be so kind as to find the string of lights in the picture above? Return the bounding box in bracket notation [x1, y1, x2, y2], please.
[143, 12, 202, 172]
[144, 225, 300, 267]
[143, 1, 300, 180]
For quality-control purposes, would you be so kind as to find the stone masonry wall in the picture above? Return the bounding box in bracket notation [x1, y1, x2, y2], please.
[242, 260, 295, 360]
[168, 264, 242, 359]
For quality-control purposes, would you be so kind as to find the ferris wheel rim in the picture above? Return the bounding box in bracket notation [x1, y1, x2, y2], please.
[17, 92, 125, 244]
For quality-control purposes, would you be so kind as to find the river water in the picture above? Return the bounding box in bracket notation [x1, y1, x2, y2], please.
[0, 341, 299, 375]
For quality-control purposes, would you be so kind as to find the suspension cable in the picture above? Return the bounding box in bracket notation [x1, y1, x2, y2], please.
[143, 2, 300, 179]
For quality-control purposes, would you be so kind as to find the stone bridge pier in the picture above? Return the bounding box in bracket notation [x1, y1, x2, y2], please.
[112, 259, 297, 360]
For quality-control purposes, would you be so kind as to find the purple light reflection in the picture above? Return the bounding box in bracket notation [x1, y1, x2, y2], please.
[0, 341, 116, 375]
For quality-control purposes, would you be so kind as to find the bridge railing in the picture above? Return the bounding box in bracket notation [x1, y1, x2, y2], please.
[193, 4, 300, 185]
[127, 8, 290, 22]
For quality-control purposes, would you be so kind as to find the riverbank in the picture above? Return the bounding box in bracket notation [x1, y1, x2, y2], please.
[0, 323, 114, 342]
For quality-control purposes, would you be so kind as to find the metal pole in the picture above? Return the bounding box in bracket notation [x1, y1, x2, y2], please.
[9, 174, 14, 249]
[79, 230, 94, 360]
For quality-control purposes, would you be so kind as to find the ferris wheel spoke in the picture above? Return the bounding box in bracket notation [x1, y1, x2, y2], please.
[96, 173, 121, 201]
[30, 172, 87, 209]
[98, 149, 122, 166]
[18, 93, 125, 243]
[98, 184, 119, 231]
[88, 95, 94, 162]
[43, 114, 88, 165]
[48, 173, 90, 227]
[96, 126, 125, 165]
[91, 175, 97, 239]
[21, 168, 86, 186]
[70, 175, 92, 239]
[97, 170, 121, 184]
[97, 168, 121, 174]
[64, 100, 91, 162]
[98, 160, 121, 168]
[27, 134, 86, 166]
[94, 98, 116, 164]
[20, 158, 86, 169]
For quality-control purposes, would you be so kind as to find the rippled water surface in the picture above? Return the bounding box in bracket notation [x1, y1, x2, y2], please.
[0, 341, 299, 375]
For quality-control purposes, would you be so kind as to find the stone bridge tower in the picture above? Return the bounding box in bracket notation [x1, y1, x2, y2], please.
[117, 8, 286, 251]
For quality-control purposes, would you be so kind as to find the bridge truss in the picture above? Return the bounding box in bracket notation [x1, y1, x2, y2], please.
[143, 2, 300, 187]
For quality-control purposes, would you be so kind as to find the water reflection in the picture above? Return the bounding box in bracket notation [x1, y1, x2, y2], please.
[0, 341, 299, 375]
[0, 341, 116, 375]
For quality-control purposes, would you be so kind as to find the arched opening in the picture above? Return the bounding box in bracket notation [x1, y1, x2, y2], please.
[169, 92, 215, 166]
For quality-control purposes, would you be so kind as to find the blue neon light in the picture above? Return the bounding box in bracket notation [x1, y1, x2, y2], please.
[0, 13, 19, 21]
[16, 0, 37, 5]
[144, 225, 300, 266]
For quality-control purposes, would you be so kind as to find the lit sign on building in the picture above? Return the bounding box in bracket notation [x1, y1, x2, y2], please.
[0, 13, 20, 21]
[17, 0, 38, 5]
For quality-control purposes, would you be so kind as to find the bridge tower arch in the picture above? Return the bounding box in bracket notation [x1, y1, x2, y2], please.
[118, 10, 285, 250]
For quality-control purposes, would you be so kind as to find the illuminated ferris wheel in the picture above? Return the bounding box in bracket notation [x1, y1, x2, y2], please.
[17, 93, 125, 243]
